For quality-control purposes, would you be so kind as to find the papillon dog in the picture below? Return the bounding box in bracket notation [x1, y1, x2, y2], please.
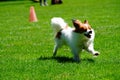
[51, 17, 100, 62]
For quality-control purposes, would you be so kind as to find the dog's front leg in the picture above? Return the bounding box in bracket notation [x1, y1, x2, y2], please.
[86, 43, 100, 56]
[71, 48, 81, 62]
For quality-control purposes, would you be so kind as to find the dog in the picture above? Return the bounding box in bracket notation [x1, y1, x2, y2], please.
[51, 17, 100, 62]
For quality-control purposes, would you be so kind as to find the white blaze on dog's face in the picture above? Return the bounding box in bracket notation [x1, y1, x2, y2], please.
[72, 19, 92, 38]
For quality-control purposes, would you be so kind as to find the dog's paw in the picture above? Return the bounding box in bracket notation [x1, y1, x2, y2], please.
[73, 56, 80, 62]
[93, 51, 100, 57]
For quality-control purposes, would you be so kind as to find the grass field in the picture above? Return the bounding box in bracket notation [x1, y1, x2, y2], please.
[0, 0, 120, 80]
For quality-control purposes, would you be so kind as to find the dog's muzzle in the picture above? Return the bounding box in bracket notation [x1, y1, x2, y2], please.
[84, 30, 92, 38]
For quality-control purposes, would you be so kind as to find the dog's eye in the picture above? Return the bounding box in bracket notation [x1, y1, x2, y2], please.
[89, 31, 92, 34]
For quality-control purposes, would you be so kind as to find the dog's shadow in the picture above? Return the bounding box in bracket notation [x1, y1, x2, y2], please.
[38, 56, 94, 63]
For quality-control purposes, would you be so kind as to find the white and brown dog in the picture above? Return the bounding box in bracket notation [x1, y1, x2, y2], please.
[51, 17, 100, 62]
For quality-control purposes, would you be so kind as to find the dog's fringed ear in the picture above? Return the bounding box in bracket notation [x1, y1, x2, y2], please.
[72, 19, 87, 33]
[84, 20, 92, 29]
[72, 19, 82, 29]
[84, 20, 88, 24]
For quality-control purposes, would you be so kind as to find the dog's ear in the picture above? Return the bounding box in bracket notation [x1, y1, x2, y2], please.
[72, 19, 87, 33]
[84, 20, 88, 24]
[72, 19, 82, 29]
[84, 20, 92, 29]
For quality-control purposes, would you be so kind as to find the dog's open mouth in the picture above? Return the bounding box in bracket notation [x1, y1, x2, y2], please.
[84, 34, 91, 38]
[84, 30, 92, 38]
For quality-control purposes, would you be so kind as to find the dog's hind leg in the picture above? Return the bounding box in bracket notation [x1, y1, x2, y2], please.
[53, 44, 58, 57]
[53, 38, 63, 57]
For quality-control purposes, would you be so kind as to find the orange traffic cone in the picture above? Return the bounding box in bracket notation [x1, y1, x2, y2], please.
[29, 6, 38, 22]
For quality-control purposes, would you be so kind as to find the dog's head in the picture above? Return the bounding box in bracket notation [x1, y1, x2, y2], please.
[72, 19, 93, 38]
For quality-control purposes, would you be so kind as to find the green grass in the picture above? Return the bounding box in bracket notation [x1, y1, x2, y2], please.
[0, 0, 120, 80]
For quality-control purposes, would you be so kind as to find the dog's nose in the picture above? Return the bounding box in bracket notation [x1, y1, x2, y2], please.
[89, 31, 92, 34]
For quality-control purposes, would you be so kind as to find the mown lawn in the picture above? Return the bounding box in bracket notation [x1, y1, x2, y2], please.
[0, 0, 120, 80]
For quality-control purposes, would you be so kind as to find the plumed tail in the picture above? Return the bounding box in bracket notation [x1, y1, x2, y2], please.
[51, 17, 67, 33]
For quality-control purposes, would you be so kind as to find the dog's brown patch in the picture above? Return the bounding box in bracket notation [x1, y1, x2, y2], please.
[73, 19, 91, 33]
[56, 30, 62, 39]
[55, 25, 68, 39]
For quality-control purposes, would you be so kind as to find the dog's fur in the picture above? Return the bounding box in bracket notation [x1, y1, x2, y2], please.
[51, 17, 100, 62]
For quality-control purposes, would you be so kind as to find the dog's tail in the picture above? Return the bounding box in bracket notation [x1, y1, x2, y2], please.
[51, 17, 67, 33]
